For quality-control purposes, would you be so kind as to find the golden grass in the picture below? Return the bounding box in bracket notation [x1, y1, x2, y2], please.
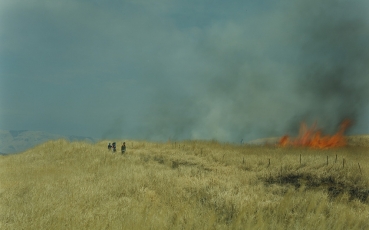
[1, 139, 368, 229]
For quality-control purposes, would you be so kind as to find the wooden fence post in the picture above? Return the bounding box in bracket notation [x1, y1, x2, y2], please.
[327, 156, 328, 166]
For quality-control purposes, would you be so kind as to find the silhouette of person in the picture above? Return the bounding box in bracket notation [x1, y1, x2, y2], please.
[121, 142, 126, 154]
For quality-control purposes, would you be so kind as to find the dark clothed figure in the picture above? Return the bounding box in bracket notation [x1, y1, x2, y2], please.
[121, 142, 126, 154]
[112, 142, 117, 152]
[108, 143, 112, 150]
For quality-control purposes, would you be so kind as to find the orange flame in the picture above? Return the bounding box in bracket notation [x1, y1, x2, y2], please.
[279, 119, 351, 149]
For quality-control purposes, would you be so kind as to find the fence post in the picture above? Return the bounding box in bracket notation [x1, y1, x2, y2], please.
[327, 156, 328, 166]
[358, 163, 362, 175]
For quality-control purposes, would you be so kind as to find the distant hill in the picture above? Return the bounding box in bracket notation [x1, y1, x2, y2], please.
[346, 135, 369, 147]
[247, 137, 280, 145]
[0, 130, 97, 154]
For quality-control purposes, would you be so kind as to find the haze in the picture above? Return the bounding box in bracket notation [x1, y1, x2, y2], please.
[1, 0, 369, 142]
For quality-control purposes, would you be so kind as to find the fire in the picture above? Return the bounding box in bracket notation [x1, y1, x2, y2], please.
[279, 119, 351, 149]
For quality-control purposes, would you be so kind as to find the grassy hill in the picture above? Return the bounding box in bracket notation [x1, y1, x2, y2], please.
[1, 139, 368, 229]
[0, 130, 96, 154]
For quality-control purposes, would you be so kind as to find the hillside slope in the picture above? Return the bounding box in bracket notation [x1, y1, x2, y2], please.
[0, 130, 96, 154]
[1, 139, 368, 229]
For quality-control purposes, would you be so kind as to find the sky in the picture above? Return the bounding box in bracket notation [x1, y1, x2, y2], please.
[1, 0, 369, 142]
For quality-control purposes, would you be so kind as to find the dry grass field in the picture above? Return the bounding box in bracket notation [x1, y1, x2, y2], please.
[1, 138, 369, 229]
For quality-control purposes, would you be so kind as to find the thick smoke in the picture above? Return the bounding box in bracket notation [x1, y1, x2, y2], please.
[94, 0, 369, 142]
[143, 0, 369, 142]
[2, 1, 368, 141]
[290, 0, 369, 135]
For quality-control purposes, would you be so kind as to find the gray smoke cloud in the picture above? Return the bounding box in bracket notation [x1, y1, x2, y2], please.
[142, 0, 369, 142]
[1, 0, 368, 142]
[289, 0, 369, 135]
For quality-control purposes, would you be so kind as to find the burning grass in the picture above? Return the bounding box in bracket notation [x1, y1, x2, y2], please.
[0, 139, 368, 229]
[279, 119, 352, 149]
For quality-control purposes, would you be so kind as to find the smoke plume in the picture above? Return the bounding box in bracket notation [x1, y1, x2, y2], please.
[144, 0, 369, 142]
[291, 0, 369, 134]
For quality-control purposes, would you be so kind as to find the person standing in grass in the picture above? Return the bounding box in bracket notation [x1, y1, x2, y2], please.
[112, 142, 117, 152]
[108, 143, 112, 151]
[121, 142, 126, 154]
